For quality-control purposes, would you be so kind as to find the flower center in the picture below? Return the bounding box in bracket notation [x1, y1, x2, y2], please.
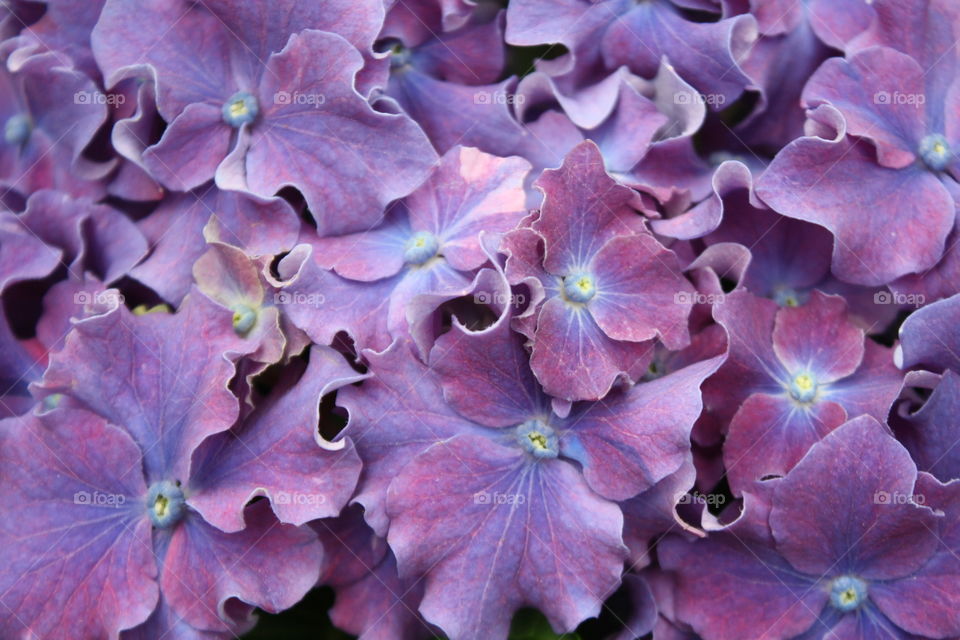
[563, 272, 596, 304]
[403, 230, 439, 265]
[772, 286, 803, 308]
[222, 91, 259, 127]
[381, 38, 411, 69]
[829, 576, 867, 612]
[231, 303, 257, 336]
[515, 420, 558, 459]
[146, 480, 186, 529]
[919, 134, 952, 172]
[788, 372, 818, 403]
[4, 113, 31, 145]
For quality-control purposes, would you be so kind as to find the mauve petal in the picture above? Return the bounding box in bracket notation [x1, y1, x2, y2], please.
[897, 370, 960, 482]
[188, 345, 363, 531]
[705, 290, 786, 423]
[248, 29, 437, 236]
[18, 189, 147, 284]
[824, 340, 902, 422]
[870, 475, 960, 638]
[897, 291, 960, 372]
[588, 233, 694, 348]
[386, 434, 626, 640]
[337, 339, 485, 535]
[808, 0, 874, 50]
[803, 48, 926, 169]
[161, 501, 322, 632]
[659, 533, 824, 640]
[849, 0, 960, 102]
[93, 0, 234, 116]
[200, 0, 383, 64]
[37, 292, 243, 481]
[411, 146, 530, 272]
[723, 393, 847, 493]
[560, 356, 723, 501]
[756, 131, 953, 286]
[329, 550, 427, 640]
[772, 291, 864, 383]
[0, 409, 157, 640]
[142, 103, 232, 191]
[430, 310, 543, 428]
[771, 416, 939, 580]
[276, 244, 398, 352]
[602, 5, 756, 110]
[531, 297, 655, 401]
[534, 140, 642, 274]
[312, 212, 409, 282]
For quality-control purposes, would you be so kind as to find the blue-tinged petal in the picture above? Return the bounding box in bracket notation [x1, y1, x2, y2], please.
[188, 345, 363, 532]
[0, 409, 158, 639]
[560, 355, 722, 501]
[37, 291, 244, 482]
[386, 433, 627, 640]
[244, 29, 438, 236]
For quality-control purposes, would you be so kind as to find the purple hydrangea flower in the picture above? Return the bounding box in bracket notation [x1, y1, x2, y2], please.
[93, 0, 437, 235]
[704, 289, 903, 491]
[277, 146, 531, 352]
[756, 0, 960, 285]
[660, 415, 960, 640]
[329, 302, 720, 638]
[503, 140, 696, 401]
[0, 294, 358, 637]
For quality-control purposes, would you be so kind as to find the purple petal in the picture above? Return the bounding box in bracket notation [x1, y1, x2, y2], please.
[560, 356, 723, 501]
[771, 415, 939, 580]
[161, 501, 322, 632]
[756, 125, 953, 286]
[244, 29, 438, 235]
[38, 292, 243, 481]
[0, 409, 157, 639]
[386, 434, 626, 639]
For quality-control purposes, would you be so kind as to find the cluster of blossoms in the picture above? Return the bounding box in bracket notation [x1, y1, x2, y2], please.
[2, 0, 960, 639]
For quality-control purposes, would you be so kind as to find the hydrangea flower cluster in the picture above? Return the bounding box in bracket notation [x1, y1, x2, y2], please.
[1, 1, 959, 639]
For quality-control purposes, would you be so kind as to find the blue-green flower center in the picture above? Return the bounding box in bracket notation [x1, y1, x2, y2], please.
[919, 134, 952, 172]
[563, 272, 596, 303]
[829, 576, 867, 612]
[788, 372, 818, 403]
[231, 304, 257, 336]
[515, 420, 558, 459]
[772, 286, 804, 308]
[4, 113, 31, 145]
[404, 231, 439, 265]
[146, 480, 186, 529]
[222, 91, 259, 127]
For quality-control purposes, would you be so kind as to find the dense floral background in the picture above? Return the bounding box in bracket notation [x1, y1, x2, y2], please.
[1, 0, 959, 639]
